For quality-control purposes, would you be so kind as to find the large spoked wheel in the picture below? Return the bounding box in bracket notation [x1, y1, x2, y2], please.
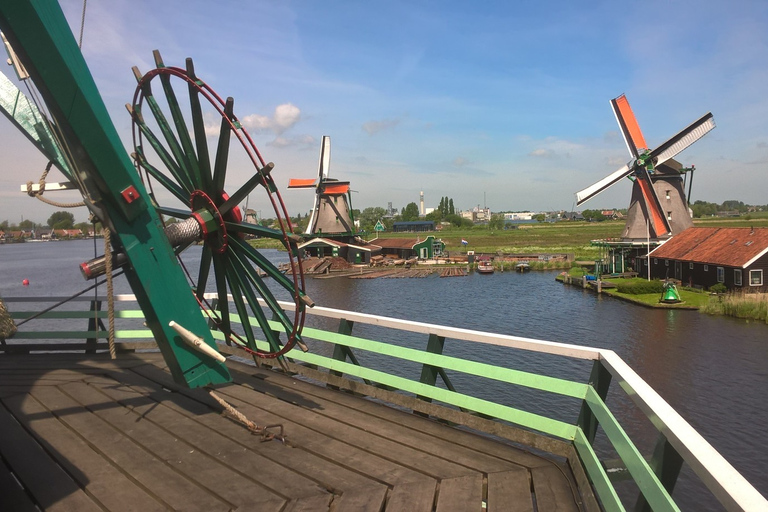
[128, 50, 311, 359]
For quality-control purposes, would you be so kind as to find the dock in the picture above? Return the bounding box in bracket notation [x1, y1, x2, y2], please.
[1, 352, 580, 511]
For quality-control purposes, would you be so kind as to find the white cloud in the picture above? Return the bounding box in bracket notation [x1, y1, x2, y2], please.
[241, 103, 301, 135]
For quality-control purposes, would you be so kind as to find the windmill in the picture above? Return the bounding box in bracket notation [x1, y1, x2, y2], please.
[288, 136, 355, 236]
[576, 94, 715, 240]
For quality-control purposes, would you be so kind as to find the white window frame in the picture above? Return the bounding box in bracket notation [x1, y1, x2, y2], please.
[717, 267, 724, 283]
[665, 259, 669, 266]
[689, 262, 694, 270]
[734, 269, 742, 286]
[749, 269, 763, 286]
[704, 265, 709, 272]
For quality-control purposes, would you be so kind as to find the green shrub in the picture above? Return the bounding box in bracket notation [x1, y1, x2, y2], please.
[616, 280, 664, 295]
[709, 283, 727, 294]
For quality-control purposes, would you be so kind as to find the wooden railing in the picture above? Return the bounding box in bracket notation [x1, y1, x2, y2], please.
[2, 294, 765, 511]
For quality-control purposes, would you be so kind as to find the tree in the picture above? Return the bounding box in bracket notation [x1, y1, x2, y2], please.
[19, 219, 36, 230]
[47, 211, 74, 229]
[533, 214, 546, 223]
[448, 198, 454, 215]
[488, 214, 506, 230]
[401, 202, 420, 221]
[358, 207, 386, 231]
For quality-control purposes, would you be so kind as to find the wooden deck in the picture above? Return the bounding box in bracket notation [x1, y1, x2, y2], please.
[0, 352, 586, 511]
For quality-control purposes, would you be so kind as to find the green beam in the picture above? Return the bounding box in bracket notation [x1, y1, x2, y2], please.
[0, 0, 229, 387]
[585, 387, 680, 512]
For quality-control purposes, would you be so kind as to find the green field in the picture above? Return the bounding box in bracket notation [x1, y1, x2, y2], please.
[252, 215, 768, 261]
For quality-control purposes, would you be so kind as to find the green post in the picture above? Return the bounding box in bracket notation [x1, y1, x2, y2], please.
[0, 0, 229, 387]
[85, 300, 105, 353]
[577, 359, 612, 444]
[331, 319, 356, 376]
[635, 434, 684, 512]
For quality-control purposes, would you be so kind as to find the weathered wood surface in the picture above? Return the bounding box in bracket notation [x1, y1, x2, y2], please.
[0, 352, 589, 511]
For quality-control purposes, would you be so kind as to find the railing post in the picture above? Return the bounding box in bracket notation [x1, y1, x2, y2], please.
[634, 434, 684, 512]
[577, 359, 612, 444]
[86, 300, 106, 353]
[331, 319, 359, 377]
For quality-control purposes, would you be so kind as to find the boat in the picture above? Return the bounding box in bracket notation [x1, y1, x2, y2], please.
[0, 2, 765, 510]
[477, 257, 494, 274]
[515, 262, 530, 272]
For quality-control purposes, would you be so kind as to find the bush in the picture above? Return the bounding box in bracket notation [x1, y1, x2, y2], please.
[709, 283, 727, 294]
[616, 280, 664, 295]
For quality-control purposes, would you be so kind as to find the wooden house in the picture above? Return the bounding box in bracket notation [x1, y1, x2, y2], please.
[372, 236, 445, 260]
[298, 237, 378, 264]
[648, 227, 768, 290]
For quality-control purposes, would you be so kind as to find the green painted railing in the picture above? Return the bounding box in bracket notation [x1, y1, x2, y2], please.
[2, 294, 765, 511]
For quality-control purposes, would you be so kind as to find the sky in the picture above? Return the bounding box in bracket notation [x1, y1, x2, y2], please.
[1, 0, 767, 225]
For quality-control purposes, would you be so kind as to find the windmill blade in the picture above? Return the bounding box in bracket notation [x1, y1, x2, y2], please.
[575, 163, 631, 206]
[319, 181, 350, 195]
[611, 94, 648, 159]
[288, 178, 317, 189]
[650, 112, 715, 167]
[317, 135, 331, 181]
[635, 166, 671, 237]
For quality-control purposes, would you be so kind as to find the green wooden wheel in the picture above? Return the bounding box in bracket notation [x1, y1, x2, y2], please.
[128, 51, 312, 359]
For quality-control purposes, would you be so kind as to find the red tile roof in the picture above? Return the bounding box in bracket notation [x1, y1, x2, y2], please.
[650, 227, 768, 267]
[372, 238, 419, 249]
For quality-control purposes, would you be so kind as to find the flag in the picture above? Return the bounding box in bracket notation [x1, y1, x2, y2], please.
[461, 239, 468, 246]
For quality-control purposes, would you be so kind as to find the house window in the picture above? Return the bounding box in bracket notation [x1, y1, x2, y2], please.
[653, 258, 658, 265]
[717, 267, 724, 283]
[734, 269, 742, 286]
[704, 265, 709, 272]
[750, 269, 764, 286]
[665, 260, 669, 266]
[667, 211, 672, 221]
[689, 262, 694, 270]
[665, 190, 671, 200]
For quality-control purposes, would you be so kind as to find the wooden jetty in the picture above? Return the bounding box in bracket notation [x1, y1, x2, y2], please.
[0, 352, 580, 511]
[2, 294, 765, 511]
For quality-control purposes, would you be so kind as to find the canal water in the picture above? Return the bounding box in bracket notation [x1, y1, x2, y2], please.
[1, 240, 766, 509]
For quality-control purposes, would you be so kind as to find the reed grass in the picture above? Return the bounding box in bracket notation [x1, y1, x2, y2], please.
[700, 292, 768, 322]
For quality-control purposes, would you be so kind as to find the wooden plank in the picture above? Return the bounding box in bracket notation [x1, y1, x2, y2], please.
[27, 384, 232, 512]
[56, 380, 287, 511]
[119, 363, 386, 493]
[385, 479, 437, 512]
[230, 369, 519, 474]
[333, 485, 389, 512]
[0, 395, 101, 512]
[3, 393, 166, 512]
[216, 379, 471, 479]
[130, 362, 433, 488]
[0, 461, 39, 512]
[487, 468, 533, 512]
[435, 473, 484, 512]
[254, 360, 554, 468]
[83, 373, 332, 501]
[531, 465, 580, 512]
[282, 493, 333, 512]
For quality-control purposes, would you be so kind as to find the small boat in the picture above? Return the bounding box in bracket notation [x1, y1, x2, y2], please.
[477, 258, 494, 274]
[515, 263, 530, 272]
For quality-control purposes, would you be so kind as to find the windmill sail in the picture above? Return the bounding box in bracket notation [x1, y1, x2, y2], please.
[611, 94, 648, 158]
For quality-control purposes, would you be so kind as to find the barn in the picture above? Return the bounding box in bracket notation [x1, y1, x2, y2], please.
[648, 227, 768, 291]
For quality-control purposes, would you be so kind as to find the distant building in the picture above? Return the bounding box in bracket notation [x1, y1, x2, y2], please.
[299, 237, 377, 264]
[648, 227, 768, 290]
[373, 236, 445, 260]
[393, 221, 434, 232]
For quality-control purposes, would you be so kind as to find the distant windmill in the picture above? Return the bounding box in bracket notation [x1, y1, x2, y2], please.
[576, 95, 715, 240]
[288, 136, 355, 236]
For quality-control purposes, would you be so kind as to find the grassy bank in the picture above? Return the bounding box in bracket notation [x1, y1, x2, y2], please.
[700, 292, 768, 322]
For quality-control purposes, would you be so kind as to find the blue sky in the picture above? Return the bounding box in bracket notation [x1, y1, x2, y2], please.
[1, 0, 767, 224]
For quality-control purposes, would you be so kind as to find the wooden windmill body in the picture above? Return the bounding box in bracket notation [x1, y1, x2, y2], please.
[289, 136, 355, 237]
[576, 95, 715, 242]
